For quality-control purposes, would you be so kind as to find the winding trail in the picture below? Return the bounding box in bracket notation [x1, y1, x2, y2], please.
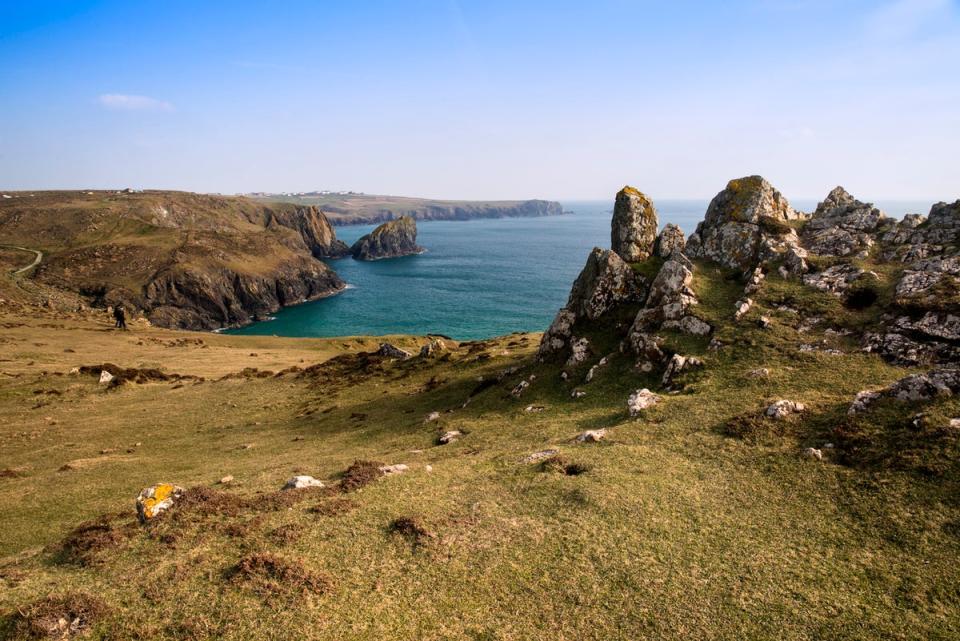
[0, 244, 43, 275]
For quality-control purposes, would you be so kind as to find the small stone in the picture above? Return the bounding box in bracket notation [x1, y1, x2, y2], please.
[734, 298, 753, 321]
[571, 389, 587, 399]
[523, 449, 559, 464]
[576, 429, 607, 443]
[438, 430, 462, 445]
[425, 465, 433, 472]
[524, 405, 545, 413]
[628, 388, 662, 416]
[424, 411, 440, 423]
[951, 418, 960, 428]
[377, 343, 412, 360]
[379, 464, 409, 475]
[511, 380, 530, 398]
[802, 447, 823, 461]
[758, 315, 771, 329]
[219, 475, 235, 484]
[765, 400, 806, 420]
[747, 368, 770, 378]
[284, 475, 323, 490]
[68, 367, 80, 375]
[99, 370, 114, 385]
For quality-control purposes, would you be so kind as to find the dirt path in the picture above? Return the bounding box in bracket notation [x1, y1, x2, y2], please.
[0, 244, 43, 274]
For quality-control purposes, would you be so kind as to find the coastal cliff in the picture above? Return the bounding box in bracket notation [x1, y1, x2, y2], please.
[350, 215, 424, 260]
[0, 190, 348, 330]
[250, 193, 566, 226]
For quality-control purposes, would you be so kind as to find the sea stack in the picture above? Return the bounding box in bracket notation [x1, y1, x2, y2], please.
[611, 186, 658, 262]
[350, 215, 424, 260]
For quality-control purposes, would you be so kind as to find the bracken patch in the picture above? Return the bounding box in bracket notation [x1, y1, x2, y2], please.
[229, 553, 332, 596]
[339, 460, 384, 492]
[5, 592, 109, 640]
[308, 497, 358, 517]
[55, 516, 132, 566]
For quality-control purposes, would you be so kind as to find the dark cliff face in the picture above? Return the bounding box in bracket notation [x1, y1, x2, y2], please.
[351, 216, 424, 260]
[262, 205, 350, 258]
[143, 256, 344, 330]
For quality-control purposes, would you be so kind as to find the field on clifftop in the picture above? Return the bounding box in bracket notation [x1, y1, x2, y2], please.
[1, 250, 959, 640]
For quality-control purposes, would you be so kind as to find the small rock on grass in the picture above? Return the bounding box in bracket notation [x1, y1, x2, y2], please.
[438, 430, 461, 445]
[379, 464, 409, 475]
[576, 429, 607, 443]
[765, 400, 806, 420]
[98, 370, 114, 385]
[424, 411, 440, 423]
[284, 475, 324, 490]
[802, 448, 823, 461]
[571, 389, 586, 399]
[523, 449, 559, 464]
[218, 475, 235, 485]
[628, 389, 661, 416]
[524, 405, 545, 413]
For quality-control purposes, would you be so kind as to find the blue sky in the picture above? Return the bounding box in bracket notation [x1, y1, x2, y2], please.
[1, 0, 958, 200]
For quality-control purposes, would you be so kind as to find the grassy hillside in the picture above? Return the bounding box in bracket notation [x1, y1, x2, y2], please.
[1, 252, 958, 640]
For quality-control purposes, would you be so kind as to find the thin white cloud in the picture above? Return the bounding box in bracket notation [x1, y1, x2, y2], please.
[98, 94, 174, 112]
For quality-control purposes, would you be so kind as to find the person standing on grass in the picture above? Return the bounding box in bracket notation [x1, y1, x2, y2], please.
[113, 304, 127, 330]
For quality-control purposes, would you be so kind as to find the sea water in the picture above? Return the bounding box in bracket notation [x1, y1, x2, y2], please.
[227, 199, 933, 340]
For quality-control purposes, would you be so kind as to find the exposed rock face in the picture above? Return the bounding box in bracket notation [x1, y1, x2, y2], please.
[848, 367, 960, 414]
[144, 258, 344, 330]
[627, 255, 710, 353]
[802, 187, 887, 258]
[350, 216, 423, 260]
[802, 264, 878, 294]
[265, 205, 350, 258]
[611, 187, 658, 262]
[566, 249, 645, 321]
[377, 343, 412, 360]
[537, 249, 645, 362]
[884, 200, 959, 261]
[655, 223, 685, 258]
[685, 176, 802, 271]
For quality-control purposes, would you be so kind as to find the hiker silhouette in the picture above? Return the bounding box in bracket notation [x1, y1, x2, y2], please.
[113, 305, 127, 330]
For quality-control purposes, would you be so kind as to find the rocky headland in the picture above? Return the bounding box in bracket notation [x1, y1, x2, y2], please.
[0, 190, 351, 330]
[350, 215, 424, 260]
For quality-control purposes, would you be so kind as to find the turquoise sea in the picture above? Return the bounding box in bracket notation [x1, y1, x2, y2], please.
[227, 199, 934, 340]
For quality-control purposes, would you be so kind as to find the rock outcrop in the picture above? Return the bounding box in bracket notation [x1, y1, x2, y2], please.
[802, 187, 887, 258]
[611, 187, 658, 262]
[685, 176, 803, 272]
[350, 216, 424, 260]
[264, 205, 350, 258]
[654, 224, 685, 258]
[538, 248, 645, 362]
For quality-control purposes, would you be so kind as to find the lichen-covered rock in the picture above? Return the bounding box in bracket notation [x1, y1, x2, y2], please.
[511, 380, 530, 398]
[884, 200, 959, 262]
[686, 176, 801, 271]
[565, 337, 591, 368]
[136, 483, 185, 523]
[537, 248, 644, 362]
[419, 339, 447, 358]
[537, 309, 575, 361]
[894, 256, 960, 308]
[284, 475, 324, 490]
[848, 367, 960, 413]
[802, 187, 887, 258]
[744, 267, 765, 294]
[611, 187, 659, 262]
[379, 464, 409, 475]
[565, 248, 645, 321]
[765, 400, 806, 420]
[351, 216, 423, 260]
[628, 388, 661, 416]
[661, 353, 704, 389]
[733, 298, 753, 321]
[661, 315, 712, 336]
[629, 258, 698, 336]
[802, 264, 878, 294]
[862, 332, 940, 366]
[654, 223, 685, 258]
[523, 449, 559, 464]
[378, 343, 412, 360]
[99, 370, 114, 385]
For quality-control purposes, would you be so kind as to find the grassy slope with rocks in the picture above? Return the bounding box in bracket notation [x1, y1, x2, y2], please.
[1, 238, 959, 640]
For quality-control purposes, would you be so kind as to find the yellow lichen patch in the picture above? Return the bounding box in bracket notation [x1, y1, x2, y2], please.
[136, 483, 184, 522]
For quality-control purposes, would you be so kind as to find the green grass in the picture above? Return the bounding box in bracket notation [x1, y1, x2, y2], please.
[1, 268, 959, 639]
